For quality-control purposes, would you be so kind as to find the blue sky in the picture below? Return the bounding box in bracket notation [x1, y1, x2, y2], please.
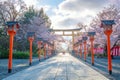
[38, 0, 64, 7]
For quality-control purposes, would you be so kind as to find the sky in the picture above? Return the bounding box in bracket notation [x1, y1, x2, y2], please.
[23, 0, 120, 30]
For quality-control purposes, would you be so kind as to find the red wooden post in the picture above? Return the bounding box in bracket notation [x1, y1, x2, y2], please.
[83, 41, 87, 61]
[104, 29, 112, 74]
[28, 37, 34, 65]
[80, 43, 82, 58]
[90, 36, 94, 65]
[6, 21, 19, 73]
[88, 32, 96, 65]
[8, 30, 16, 73]
[101, 20, 115, 74]
[82, 37, 88, 62]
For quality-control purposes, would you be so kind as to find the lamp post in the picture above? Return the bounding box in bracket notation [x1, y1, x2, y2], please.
[79, 40, 83, 58]
[88, 32, 96, 65]
[82, 37, 88, 61]
[27, 32, 35, 65]
[6, 21, 20, 73]
[101, 20, 115, 75]
[37, 38, 43, 61]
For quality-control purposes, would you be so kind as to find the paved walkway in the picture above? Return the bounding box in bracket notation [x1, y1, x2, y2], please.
[2, 53, 109, 80]
[0, 56, 45, 79]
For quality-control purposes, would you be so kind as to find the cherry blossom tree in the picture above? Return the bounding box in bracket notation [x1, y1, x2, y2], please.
[89, 5, 120, 50]
[0, 0, 26, 51]
[0, 0, 26, 25]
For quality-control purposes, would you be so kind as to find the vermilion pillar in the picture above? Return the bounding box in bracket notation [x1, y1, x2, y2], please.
[8, 30, 16, 73]
[90, 36, 94, 65]
[80, 43, 82, 58]
[83, 41, 87, 61]
[73, 45, 75, 54]
[82, 37, 88, 61]
[50, 46, 52, 56]
[88, 32, 96, 65]
[28, 37, 34, 65]
[101, 20, 115, 75]
[6, 21, 19, 73]
[77, 46, 79, 56]
[104, 29, 112, 74]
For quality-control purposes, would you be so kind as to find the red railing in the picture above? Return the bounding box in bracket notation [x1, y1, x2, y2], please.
[94, 46, 120, 56]
[94, 48, 104, 54]
[111, 46, 120, 56]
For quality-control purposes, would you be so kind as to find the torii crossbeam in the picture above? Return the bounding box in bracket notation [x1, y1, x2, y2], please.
[50, 28, 82, 49]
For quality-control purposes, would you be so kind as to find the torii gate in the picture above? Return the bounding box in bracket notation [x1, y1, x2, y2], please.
[50, 28, 82, 49]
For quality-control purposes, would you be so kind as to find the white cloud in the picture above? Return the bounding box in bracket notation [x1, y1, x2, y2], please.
[23, 0, 113, 29]
[59, 0, 108, 12]
[24, 0, 52, 15]
[24, 0, 38, 7]
[50, 0, 109, 29]
[42, 5, 51, 12]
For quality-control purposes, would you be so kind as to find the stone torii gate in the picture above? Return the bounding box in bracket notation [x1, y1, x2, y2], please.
[50, 28, 82, 49]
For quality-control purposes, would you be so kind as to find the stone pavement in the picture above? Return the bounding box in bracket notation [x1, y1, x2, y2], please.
[0, 56, 45, 79]
[2, 53, 109, 80]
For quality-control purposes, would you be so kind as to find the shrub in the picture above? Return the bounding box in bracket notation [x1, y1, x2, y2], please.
[0, 31, 9, 59]
[0, 49, 9, 59]
[13, 51, 29, 59]
[33, 53, 38, 57]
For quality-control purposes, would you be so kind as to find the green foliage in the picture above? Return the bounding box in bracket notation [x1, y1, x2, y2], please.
[14, 38, 37, 52]
[22, 6, 37, 24]
[21, 6, 51, 27]
[0, 29, 9, 59]
[0, 5, 51, 59]
[0, 49, 9, 59]
[33, 53, 38, 57]
[0, 51, 29, 59]
[32, 43, 38, 54]
[13, 50, 39, 59]
[13, 51, 29, 59]
[14, 40, 30, 51]
[0, 50, 38, 59]
[21, 6, 44, 24]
